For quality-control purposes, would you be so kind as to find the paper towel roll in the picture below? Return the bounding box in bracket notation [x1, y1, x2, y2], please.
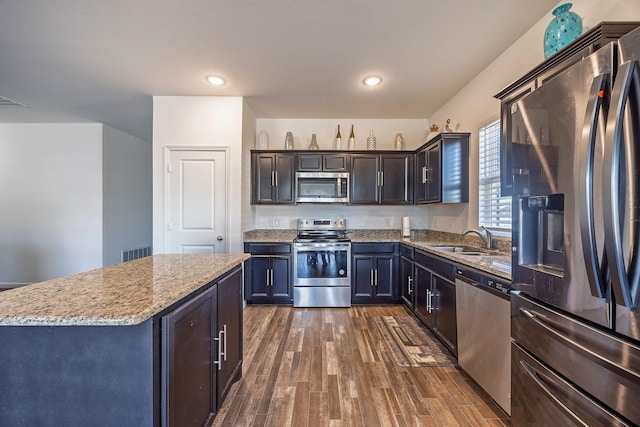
[402, 216, 411, 237]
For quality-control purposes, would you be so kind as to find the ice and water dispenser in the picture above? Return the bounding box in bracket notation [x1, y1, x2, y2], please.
[518, 194, 565, 277]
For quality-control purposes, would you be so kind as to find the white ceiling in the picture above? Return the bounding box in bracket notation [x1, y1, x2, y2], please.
[1, 0, 559, 142]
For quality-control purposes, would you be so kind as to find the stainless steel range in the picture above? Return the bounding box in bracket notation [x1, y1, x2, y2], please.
[293, 218, 351, 307]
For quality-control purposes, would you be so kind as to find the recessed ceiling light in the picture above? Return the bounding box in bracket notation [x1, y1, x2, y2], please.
[362, 75, 383, 87]
[206, 75, 226, 86]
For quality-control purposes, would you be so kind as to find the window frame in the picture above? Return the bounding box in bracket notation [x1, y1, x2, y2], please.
[478, 118, 511, 231]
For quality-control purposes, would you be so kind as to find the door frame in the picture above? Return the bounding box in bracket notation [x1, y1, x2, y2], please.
[163, 146, 231, 254]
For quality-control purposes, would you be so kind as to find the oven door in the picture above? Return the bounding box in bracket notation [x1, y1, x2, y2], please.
[293, 242, 351, 286]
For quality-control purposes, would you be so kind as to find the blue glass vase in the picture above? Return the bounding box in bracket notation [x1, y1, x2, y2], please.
[543, 3, 582, 59]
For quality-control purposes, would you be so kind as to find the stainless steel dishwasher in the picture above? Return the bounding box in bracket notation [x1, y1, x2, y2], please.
[455, 267, 511, 415]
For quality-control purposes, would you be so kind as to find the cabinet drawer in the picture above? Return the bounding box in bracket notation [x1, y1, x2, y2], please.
[415, 250, 454, 281]
[244, 243, 291, 254]
[400, 244, 414, 260]
[351, 242, 396, 254]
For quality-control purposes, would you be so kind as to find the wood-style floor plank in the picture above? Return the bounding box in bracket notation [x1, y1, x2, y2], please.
[213, 305, 510, 427]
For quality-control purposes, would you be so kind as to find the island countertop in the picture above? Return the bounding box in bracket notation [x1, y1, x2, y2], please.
[0, 253, 249, 327]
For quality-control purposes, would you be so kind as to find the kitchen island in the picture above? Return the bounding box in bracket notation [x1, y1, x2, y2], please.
[0, 253, 249, 426]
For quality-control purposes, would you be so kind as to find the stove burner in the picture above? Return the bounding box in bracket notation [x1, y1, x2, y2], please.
[295, 218, 349, 243]
[294, 236, 351, 243]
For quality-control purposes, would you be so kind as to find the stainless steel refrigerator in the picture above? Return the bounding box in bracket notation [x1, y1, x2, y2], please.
[509, 26, 640, 426]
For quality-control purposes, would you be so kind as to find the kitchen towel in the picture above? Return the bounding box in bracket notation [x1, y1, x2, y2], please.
[402, 216, 411, 237]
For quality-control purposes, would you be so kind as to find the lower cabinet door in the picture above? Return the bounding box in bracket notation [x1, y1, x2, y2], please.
[414, 264, 432, 325]
[216, 268, 243, 407]
[373, 255, 394, 298]
[162, 285, 217, 427]
[433, 276, 457, 355]
[352, 256, 374, 298]
[399, 257, 414, 308]
[247, 256, 270, 299]
[270, 256, 291, 299]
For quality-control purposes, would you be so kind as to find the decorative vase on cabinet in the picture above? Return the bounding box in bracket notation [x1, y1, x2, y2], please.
[543, 3, 582, 59]
[308, 133, 320, 150]
[366, 129, 376, 150]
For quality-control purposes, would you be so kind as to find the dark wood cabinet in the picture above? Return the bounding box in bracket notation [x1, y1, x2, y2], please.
[351, 243, 397, 303]
[350, 153, 413, 205]
[415, 133, 468, 204]
[215, 269, 243, 407]
[432, 274, 457, 354]
[413, 250, 457, 355]
[297, 153, 349, 171]
[425, 142, 441, 203]
[162, 285, 217, 427]
[414, 262, 432, 325]
[380, 153, 414, 204]
[350, 154, 379, 204]
[495, 22, 640, 196]
[244, 243, 292, 304]
[162, 266, 244, 426]
[399, 244, 415, 309]
[252, 153, 295, 204]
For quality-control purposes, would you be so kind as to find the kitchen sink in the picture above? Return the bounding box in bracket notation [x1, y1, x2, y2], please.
[429, 245, 496, 256]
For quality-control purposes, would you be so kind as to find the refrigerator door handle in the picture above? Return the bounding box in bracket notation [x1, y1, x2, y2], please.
[579, 73, 609, 299]
[520, 307, 640, 382]
[604, 60, 640, 309]
[519, 359, 627, 426]
[519, 360, 590, 427]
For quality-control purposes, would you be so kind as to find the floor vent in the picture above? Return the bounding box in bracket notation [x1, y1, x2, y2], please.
[0, 96, 28, 108]
[121, 246, 152, 262]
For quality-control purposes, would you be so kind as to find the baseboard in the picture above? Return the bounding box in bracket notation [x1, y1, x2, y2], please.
[0, 283, 30, 290]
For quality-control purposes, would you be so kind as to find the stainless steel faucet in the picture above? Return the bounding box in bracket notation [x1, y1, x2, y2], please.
[463, 226, 493, 249]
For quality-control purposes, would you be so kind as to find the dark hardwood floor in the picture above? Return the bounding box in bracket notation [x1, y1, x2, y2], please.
[213, 305, 510, 426]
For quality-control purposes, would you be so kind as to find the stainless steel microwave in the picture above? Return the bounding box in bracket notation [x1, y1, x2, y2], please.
[295, 172, 349, 203]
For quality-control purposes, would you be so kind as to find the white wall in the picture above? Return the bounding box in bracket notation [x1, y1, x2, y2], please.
[241, 100, 257, 233]
[255, 119, 429, 151]
[427, 0, 640, 232]
[102, 125, 152, 266]
[0, 124, 103, 285]
[152, 96, 245, 253]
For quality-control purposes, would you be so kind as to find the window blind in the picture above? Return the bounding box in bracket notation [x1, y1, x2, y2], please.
[478, 120, 511, 230]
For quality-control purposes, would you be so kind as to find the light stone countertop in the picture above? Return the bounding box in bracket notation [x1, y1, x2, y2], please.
[0, 253, 249, 327]
[398, 239, 511, 281]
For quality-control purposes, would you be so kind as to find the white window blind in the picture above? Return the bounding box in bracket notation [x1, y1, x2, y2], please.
[478, 120, 511, 230]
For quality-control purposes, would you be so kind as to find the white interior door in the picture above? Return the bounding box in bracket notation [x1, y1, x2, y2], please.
[167, 150, 227, 254]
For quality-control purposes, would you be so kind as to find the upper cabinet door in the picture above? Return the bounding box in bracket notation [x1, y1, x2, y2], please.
[415, 133, 469, 204]
[380, 154, 414, 205]
[426, 142, 441, 203]
[297, 153, 349, 171]
[350, 154, 380, 204]
[274, 154, 295, 204]
[323, 154, 349, 171]
[251, 153, 295, 204]
[253, 154, 276, 204]
[415, 150, 427, 203]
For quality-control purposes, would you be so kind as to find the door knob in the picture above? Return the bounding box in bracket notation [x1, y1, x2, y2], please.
[217, 236, 224, 241]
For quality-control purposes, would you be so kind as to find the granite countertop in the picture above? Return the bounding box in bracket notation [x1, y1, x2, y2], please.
[399, 239, 511, 281]
[0, 253, 250, 327]
[244, 228, 512, 280]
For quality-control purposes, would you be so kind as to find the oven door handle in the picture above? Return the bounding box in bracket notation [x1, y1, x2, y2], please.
[294, 244, 350, 252]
